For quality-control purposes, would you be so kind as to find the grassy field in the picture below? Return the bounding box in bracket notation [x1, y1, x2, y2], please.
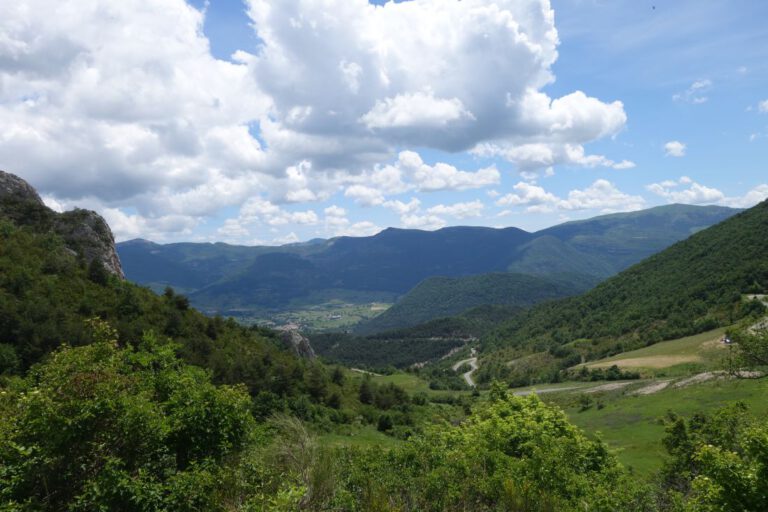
[584, 327, 729, 374]
[322, 331, 767, 480]
[319, 426, 403, 450]
[562, 376, 768, 476]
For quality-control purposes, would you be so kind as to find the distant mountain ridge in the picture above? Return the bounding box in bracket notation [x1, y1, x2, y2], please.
[117, 204, 740, 319]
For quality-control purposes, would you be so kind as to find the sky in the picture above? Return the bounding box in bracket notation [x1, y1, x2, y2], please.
[1, 0, 767, 245]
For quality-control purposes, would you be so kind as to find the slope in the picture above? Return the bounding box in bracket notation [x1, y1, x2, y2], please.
[0, 173, 312, 403]
[357, 272, 597, 334]
[481, 199, 768, 379]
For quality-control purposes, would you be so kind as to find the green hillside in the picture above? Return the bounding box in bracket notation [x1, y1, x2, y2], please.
[357, 272, 597, 334]
[479, 199, 768, 383]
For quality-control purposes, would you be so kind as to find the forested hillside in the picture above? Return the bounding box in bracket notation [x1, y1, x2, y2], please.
[357, 272, 597, 334]
[477, 199, 768, 383]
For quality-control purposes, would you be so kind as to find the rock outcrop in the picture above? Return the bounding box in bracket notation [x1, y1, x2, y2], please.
[0, 170, 43, 204]
[0, 170, 124, 278]
[277, 326, 316, 359]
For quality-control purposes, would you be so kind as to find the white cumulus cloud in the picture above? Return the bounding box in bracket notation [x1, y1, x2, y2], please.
[647, 177, 725, 205]
[1, 0, 633, 241]
[427, 200, 485, 219]
[664, 141, 687, 157]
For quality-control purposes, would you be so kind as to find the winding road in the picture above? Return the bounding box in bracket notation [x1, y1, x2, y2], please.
[452, 348, 478, 387]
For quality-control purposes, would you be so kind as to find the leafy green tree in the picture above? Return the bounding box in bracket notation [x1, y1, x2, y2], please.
[358, 377, 373, 405]
[0, 325, 255, 511]
[331, 391, 654, 511]
[660, 402, 768, 511]
[305, 364, 328, 403]
[732, 326, 768, 368]
[330, 366, 345, 386]
[376, 414, 393, 432]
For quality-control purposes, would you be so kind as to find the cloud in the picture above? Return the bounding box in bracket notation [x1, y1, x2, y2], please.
[496, 182, 560, 209]
[344, 184, 386, 206]
[427, 200, 485, 219]
[361, 89, 475, 129]
[339, 221, 383, 237]
[246, 0, 628, 171]
[1, 0, 631, 241]
[383, 198, 421, 216]
[0, 0, 267, 201]
[560, 179, 645, 212]
[664, 141, 687, 157]
[673, 79, 712, 104]
[496, 179, 644, 213]
[759, 100, 768, 113]
[474, 140, 633, 174]
[344, 150, 500, 203]
[402, 151, 500, 192]
[215, 196, 320, 243]
[646, 177, 725, 204]
[728, 184, 768, 207]
[401, 214, 446, 231]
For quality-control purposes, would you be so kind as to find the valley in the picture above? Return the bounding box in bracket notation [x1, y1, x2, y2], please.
[2, 170, 767, 510]
[233, 300, 392, 332]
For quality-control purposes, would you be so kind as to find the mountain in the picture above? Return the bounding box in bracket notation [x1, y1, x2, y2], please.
[117, 204, 740, 319]
[0, 171, 306, 393]
[0, 170, 124, 278]
[476, 198, 768, 384]
[356, 272, 598, 334]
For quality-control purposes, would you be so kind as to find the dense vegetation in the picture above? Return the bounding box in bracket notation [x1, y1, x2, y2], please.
[0, 343, 655, 511]
[0, 214, 444, 441]
[311, 332, 466, 371]
[0, 327, 256, 510]
[356, 272, 595, 334]
[660, 401, 768, 511]
[313, 305, 522, 370]
[117, 205, 738, 316]
[477, 200, 768, 384]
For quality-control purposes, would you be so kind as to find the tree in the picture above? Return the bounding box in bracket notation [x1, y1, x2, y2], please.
[331, 366, 345, 386]
[377, 414, 393, 432]
[305, 364, 328, 403]
[733, 326, 768, 368]
[87, 258, 109, 285]
[0, 326, 255, 511]
[358, 377, 374, 405]
[660, 402, 768, 511]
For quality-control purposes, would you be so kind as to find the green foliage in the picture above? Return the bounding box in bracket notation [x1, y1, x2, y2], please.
[567, 364, 641, 382]
[0, 220, 317, 403]
[732, 326, 768, 368]
[357, 272, 595, 334]
[660, 402, 768, 511]
[328, 392, 654, 511]
[311, 331, 466, 369]
[0, 330, 255, 511]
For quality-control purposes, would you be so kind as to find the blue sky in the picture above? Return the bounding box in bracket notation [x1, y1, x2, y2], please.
[1, 0, 766, 244]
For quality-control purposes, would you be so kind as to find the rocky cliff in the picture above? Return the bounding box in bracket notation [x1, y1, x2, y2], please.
[0, 170, 124, 278]
[278, 326, 317, 359]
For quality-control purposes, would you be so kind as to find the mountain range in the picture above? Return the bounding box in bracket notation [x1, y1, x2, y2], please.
[118, 204, 740, 327]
